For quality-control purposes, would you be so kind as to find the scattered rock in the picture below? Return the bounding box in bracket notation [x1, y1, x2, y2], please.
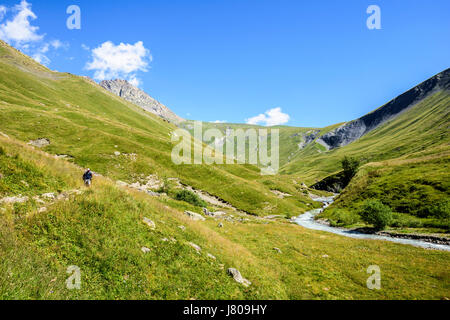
[28, 138, 50, 148]
[184, 210, 206, 221]
[38, 207, 47, 213]
[141, 247, 151, 253]
[227, 268, 251, 287]
[218, 222, 224, 228]
[142, 217, 156, 230]
[114, 151, 121, 156]
[207, 253, 216, 260]
[178, 225, 186, 231]
[188, 242, 202, 253]
[0, 195, 29, 204]
[322, 254, 329, 258]
[273, 247, 282, 254]
[41, 193, 56, 200]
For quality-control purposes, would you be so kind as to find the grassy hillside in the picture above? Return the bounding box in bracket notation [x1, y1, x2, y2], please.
[1, 133, 449, 300]
[281, 89, 450, 184]
[1, 40, 449, 300]
[319, 151, 450, 232]
[0, 40, 314, 217]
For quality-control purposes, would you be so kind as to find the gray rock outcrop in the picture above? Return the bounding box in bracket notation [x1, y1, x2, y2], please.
[184, 211, 206, 221]
[100, 79, 184, 124]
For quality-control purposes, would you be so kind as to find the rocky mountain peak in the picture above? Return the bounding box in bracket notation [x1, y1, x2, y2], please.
[100, 79, 184, 124]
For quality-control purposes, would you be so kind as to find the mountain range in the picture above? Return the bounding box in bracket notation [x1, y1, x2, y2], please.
[0, 39, 448, 300]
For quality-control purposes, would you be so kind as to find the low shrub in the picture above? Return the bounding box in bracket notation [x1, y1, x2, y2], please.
[174, 189, 207, 207]
[359, 199, 393, 230]
[429, 200, 450, 220]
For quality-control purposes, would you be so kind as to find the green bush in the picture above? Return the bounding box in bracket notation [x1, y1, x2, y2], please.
[174, 189, 207, 207]
[429, 200, 450, 219]
[359, 199, 393, 230]
[0, 146, 5, 156]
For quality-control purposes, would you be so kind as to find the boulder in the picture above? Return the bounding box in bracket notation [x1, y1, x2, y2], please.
[184, 211, 206, 221]
[227, 268, 251, 287]
[28, 138, 50, 148]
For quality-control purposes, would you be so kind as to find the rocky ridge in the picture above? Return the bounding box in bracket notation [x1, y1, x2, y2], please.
[100, 79, 184, 124]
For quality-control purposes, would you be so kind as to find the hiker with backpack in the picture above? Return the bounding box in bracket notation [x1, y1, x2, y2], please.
[83, 168, 93, 187]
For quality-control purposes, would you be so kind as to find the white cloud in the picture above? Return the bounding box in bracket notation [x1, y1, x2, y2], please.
[85, 41, 152, 86]
[50, 39, 66, 50]
[128, 75, 141, 87]
[0, 0, 43, 44]
[0, 1, 66, 66]
[81, 43, 90, 51]
[246, 107, 290, 126]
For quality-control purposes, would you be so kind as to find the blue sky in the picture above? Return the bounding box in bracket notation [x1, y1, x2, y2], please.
[0, 0, 449, 127]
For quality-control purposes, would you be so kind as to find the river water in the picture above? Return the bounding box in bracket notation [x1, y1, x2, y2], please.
[293, 196, 450, 251]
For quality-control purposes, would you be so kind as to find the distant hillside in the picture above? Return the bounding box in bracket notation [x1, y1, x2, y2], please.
[100, 79, 184, 124]
[0, 39, 311, 217]
[281, 70, 450, 182]
[318, 69, 450, 150]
